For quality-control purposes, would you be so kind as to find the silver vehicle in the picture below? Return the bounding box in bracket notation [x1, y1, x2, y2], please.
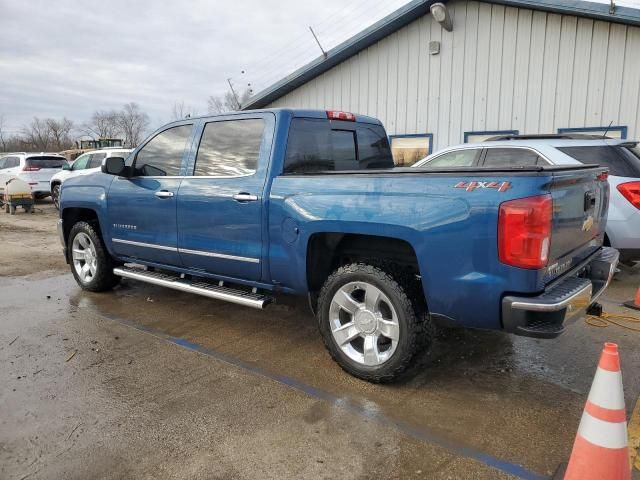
[413, 134, 640, 264]
[0, 152, 67, 199]
[49, 148, 132, 209]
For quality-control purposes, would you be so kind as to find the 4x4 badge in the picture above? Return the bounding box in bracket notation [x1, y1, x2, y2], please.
[454, 181, 512, 192]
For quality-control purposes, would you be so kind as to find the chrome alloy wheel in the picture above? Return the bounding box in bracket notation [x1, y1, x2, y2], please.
[329, 282, 400, 366]
[72, 232, 98, 283]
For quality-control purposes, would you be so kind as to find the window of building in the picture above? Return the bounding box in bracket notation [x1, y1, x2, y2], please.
[482, 148, 544, 167]
[134, 124, 193, 177]
[283, 118, 394, 174]
[389, 134, 433, 166]
[464, 130, 519, 143]
[557, 126, 627, 139]
[194, 119, 264, 177]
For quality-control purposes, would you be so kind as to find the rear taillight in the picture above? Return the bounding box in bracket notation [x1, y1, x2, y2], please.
[326, 110, 355, 121]
[617, 181, 640, 209]
[498, 194, 552, 269]
[23, 166, 40, 171]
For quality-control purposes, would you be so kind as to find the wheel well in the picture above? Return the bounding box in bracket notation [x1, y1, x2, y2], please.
[62, 208, 100, 244]
[306, 233, 421, 293]
[603, 233, 611, 247]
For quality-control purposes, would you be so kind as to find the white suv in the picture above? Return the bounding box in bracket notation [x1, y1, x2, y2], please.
[50, 148, 132, 209]
[0, 153, 67, 199]
[413, 135, 640, 264]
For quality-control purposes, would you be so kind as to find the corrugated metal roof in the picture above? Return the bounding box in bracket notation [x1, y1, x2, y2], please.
[243, 0, 640, 110]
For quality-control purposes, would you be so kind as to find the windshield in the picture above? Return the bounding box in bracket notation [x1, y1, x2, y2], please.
[25, 156, 65, 169]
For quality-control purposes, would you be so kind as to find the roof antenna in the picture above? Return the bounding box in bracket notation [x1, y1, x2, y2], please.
[309, 26, 328, 59]
[609, 0, 616, 14]
[602, 120, 613, 139]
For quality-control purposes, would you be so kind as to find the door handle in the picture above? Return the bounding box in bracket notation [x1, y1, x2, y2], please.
[232, 193, 258, 202]
[154, 190, 174, 198]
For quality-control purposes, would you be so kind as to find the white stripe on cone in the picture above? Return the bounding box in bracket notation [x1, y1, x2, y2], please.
[588, 367, 625, 410]
[577, 411, 628, 449]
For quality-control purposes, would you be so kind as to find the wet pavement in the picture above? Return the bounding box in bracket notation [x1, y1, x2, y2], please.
[1, 202, 640, 479]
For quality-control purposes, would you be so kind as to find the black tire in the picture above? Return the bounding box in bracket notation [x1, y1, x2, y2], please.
[51, 184, 60, 210]
[68, 221, 120, 292]
[317, 263, 433, 383]
[4, 203, 9, 213]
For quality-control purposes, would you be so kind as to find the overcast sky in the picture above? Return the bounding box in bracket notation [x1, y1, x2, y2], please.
[0, 0, 411, 134]
[1, 0, 639, 135]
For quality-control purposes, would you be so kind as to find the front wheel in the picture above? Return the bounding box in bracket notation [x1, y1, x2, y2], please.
[51, 184, 60, 210]
[68, 221, 120, 292]
[317, 263, 432, 383]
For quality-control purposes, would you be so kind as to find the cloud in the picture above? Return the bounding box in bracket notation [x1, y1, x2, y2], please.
[0, 0, 410, 133]
[3, 0, 637, 135]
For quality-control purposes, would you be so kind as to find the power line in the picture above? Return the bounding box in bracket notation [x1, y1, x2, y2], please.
[252, 0, 406, 90]
[245, 0, 409, 89]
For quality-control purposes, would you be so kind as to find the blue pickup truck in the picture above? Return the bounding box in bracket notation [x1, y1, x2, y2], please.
[57, 109, 619, 382]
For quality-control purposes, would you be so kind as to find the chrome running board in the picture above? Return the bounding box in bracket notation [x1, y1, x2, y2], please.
[113, 266, 271, 309]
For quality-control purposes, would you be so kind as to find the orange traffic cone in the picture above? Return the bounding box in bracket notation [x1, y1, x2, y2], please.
[624, 286, 640, 311]
[564, 343, 630, 480]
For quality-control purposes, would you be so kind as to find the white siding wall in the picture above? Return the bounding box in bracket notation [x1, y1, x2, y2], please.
[266, 0, 640, 151]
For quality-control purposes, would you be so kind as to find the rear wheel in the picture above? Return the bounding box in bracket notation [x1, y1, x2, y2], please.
[317, 263, 432, 383]
[51, 184, 61, 210]
[68, 221, 120, 292]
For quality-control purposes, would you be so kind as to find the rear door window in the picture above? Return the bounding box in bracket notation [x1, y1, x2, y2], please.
[194, 118, 264, 176]
[482, 148, 543, 167]
[557, 145, 640, 177]
[423, 149, 480, 168]
[25, 156, 65, 169]
[283, 118, 393, 174]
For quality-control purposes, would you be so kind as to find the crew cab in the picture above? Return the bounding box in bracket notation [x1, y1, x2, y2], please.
[57, 109, 619, 382]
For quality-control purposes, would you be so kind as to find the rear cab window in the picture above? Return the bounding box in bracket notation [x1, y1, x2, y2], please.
[557, 145, 640, 177]
[283, 118, 394, 174]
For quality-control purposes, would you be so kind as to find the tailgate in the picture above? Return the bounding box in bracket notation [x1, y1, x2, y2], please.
[547, 167, 609, 270]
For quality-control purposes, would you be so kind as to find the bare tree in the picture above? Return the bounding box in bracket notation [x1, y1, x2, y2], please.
[83, 110, 121, 139]
[46, 117, 74, 151]
[207, 88, 252, 114]
[0, 115, 6, 152]
[22, 117, 53, 151]
[171, 100, 193, 120]
[118, 102, 150, 148]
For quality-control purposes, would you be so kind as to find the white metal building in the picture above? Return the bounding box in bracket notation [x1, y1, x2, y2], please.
[244, 0, 640, 165]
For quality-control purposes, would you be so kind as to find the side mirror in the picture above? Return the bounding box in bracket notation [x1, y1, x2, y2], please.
[102, 157, 126, 176]
[62, 163, 71, 170]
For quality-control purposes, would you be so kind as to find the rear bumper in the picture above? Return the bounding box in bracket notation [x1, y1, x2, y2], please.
[502, 247, 619, 339]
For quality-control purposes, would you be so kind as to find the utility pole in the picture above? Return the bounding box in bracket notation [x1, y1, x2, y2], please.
[227, 78, 241, 110]
[309, 26, 328, 59]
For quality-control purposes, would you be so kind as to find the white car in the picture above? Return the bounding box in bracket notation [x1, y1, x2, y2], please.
[0, 152, 67, 199]
[50, 148, 132, 209]
[413, 134, 640, 264]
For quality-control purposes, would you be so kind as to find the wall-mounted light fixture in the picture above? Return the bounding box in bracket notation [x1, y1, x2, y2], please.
[430, 2, 453, 32]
